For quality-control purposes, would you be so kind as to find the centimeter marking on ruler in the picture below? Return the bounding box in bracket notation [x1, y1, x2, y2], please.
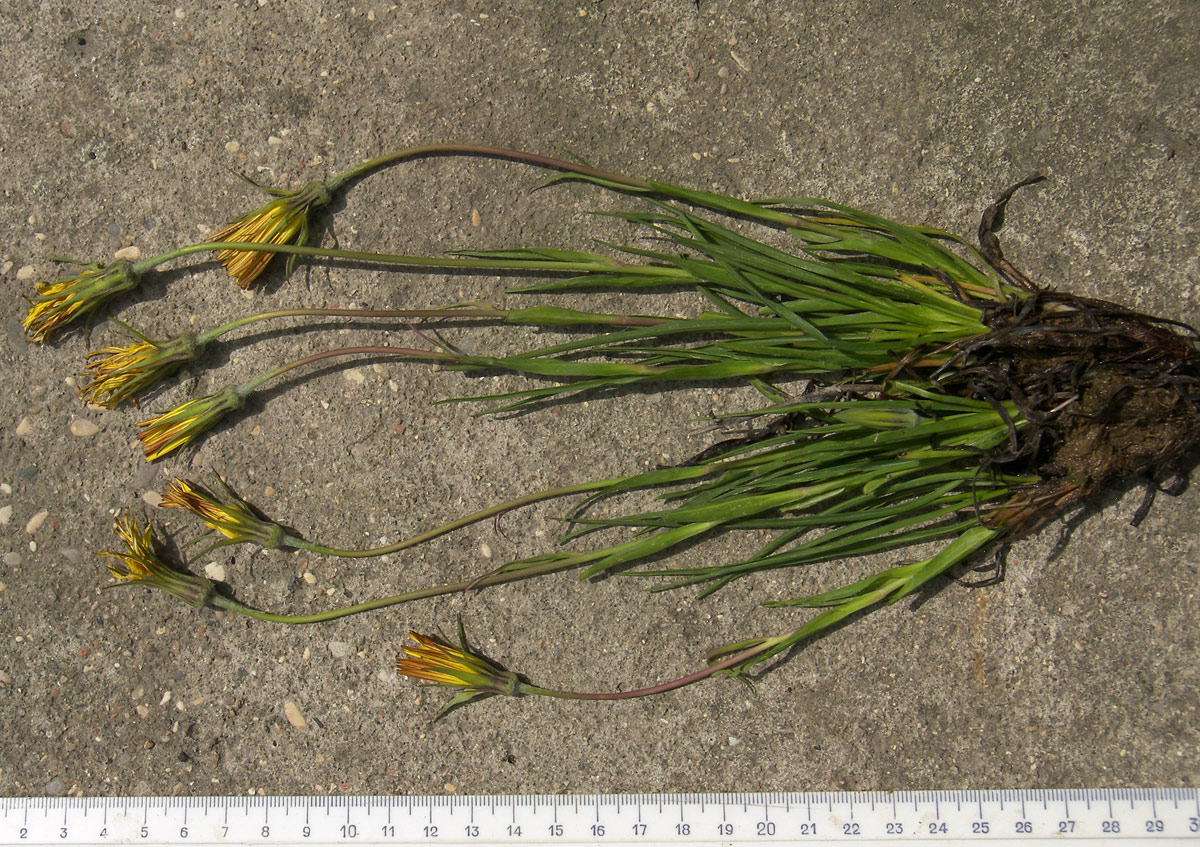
[1, 789, 1197, 846]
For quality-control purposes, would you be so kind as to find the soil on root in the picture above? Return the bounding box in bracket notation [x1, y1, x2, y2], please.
[960, 292, 1200, 536]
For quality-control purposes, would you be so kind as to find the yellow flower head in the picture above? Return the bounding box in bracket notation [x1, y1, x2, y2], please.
[397, 628, 523, 717]
[97, 511, 215, 609]
[161, 477, 284, 549]
[209, 180, 331, 288]
[22, 260, 140, 344]
[136, 384, 247, 462]
[80, 331, 203, 409]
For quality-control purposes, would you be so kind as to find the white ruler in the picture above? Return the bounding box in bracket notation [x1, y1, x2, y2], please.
[2, 790, 1197, 846]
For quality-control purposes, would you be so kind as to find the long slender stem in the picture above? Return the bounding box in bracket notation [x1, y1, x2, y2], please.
[196, 306, 505, 345]
[286, 478, 629, 559]
[238, 344, 456, 395]
[277, 454, 720, 559]
[197, 304, 674, 347]
[206, 555, 576, 624]
[323, 143, 802, 228]
[132, 241, 684, 280]
[521, 573, 907, 702]
[325, 143, 653, 193]
[520, 638, 774, 701]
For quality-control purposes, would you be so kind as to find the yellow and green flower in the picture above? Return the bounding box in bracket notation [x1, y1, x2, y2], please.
[80, 331, 204, 409]
[22, 261, 140, 344]
[136, 384, 247, 461]
[160, 478, 285, 549]
[97, 511, 215, 609]
[396, 629, 524, 717]
[208, 180, 331, 288]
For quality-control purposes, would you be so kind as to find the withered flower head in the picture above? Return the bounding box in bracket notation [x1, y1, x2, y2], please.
[22, 260, 140, 344]
[161, 477, 285, 550]
[80, 331, 204, 409]
[208, 179, 331, 288]
[396, 628, 524, 717]
[136, 384, 247, 462]
[97, 511, 215, 609]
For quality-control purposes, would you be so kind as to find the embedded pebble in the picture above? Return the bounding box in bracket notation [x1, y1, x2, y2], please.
[135, 704, 150, 718]
[480, 542, 492, 558]
[44, 778, 67, 797]
[16, 265, 35, 281]
[2, 553, 19, 567]
[0, 506, 11, 526]
[343, 367, 365, 385]
[0, 261, 12, 275]
[328, 641, 352, 658]
[70, 419, 100, 437]
[283, 701, 307, 729]
[302, 572, 316, 585]
[114, 245, 142, 261]
[267, 135, 283, 147]
[25, 509, 49, 534]
[471, 208, 482, 227]
[132, 462, 158, 489]
[0, 670, 11, 684]
[1, 484, 11, 495]
[142, 490, 163, 507]
[15, 417, 33, 437]
[204, 562, 227, 582]
[225, 140, 240, 153]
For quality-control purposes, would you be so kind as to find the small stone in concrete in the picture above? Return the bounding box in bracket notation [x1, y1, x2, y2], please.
[25, 509, 49, 534]
[283, 701, 307, 729]
[328, 641, 352, 658]
[70, 419, 100, 437]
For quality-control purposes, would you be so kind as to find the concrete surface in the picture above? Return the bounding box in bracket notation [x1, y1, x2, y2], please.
[1, 0, 1197, 797]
